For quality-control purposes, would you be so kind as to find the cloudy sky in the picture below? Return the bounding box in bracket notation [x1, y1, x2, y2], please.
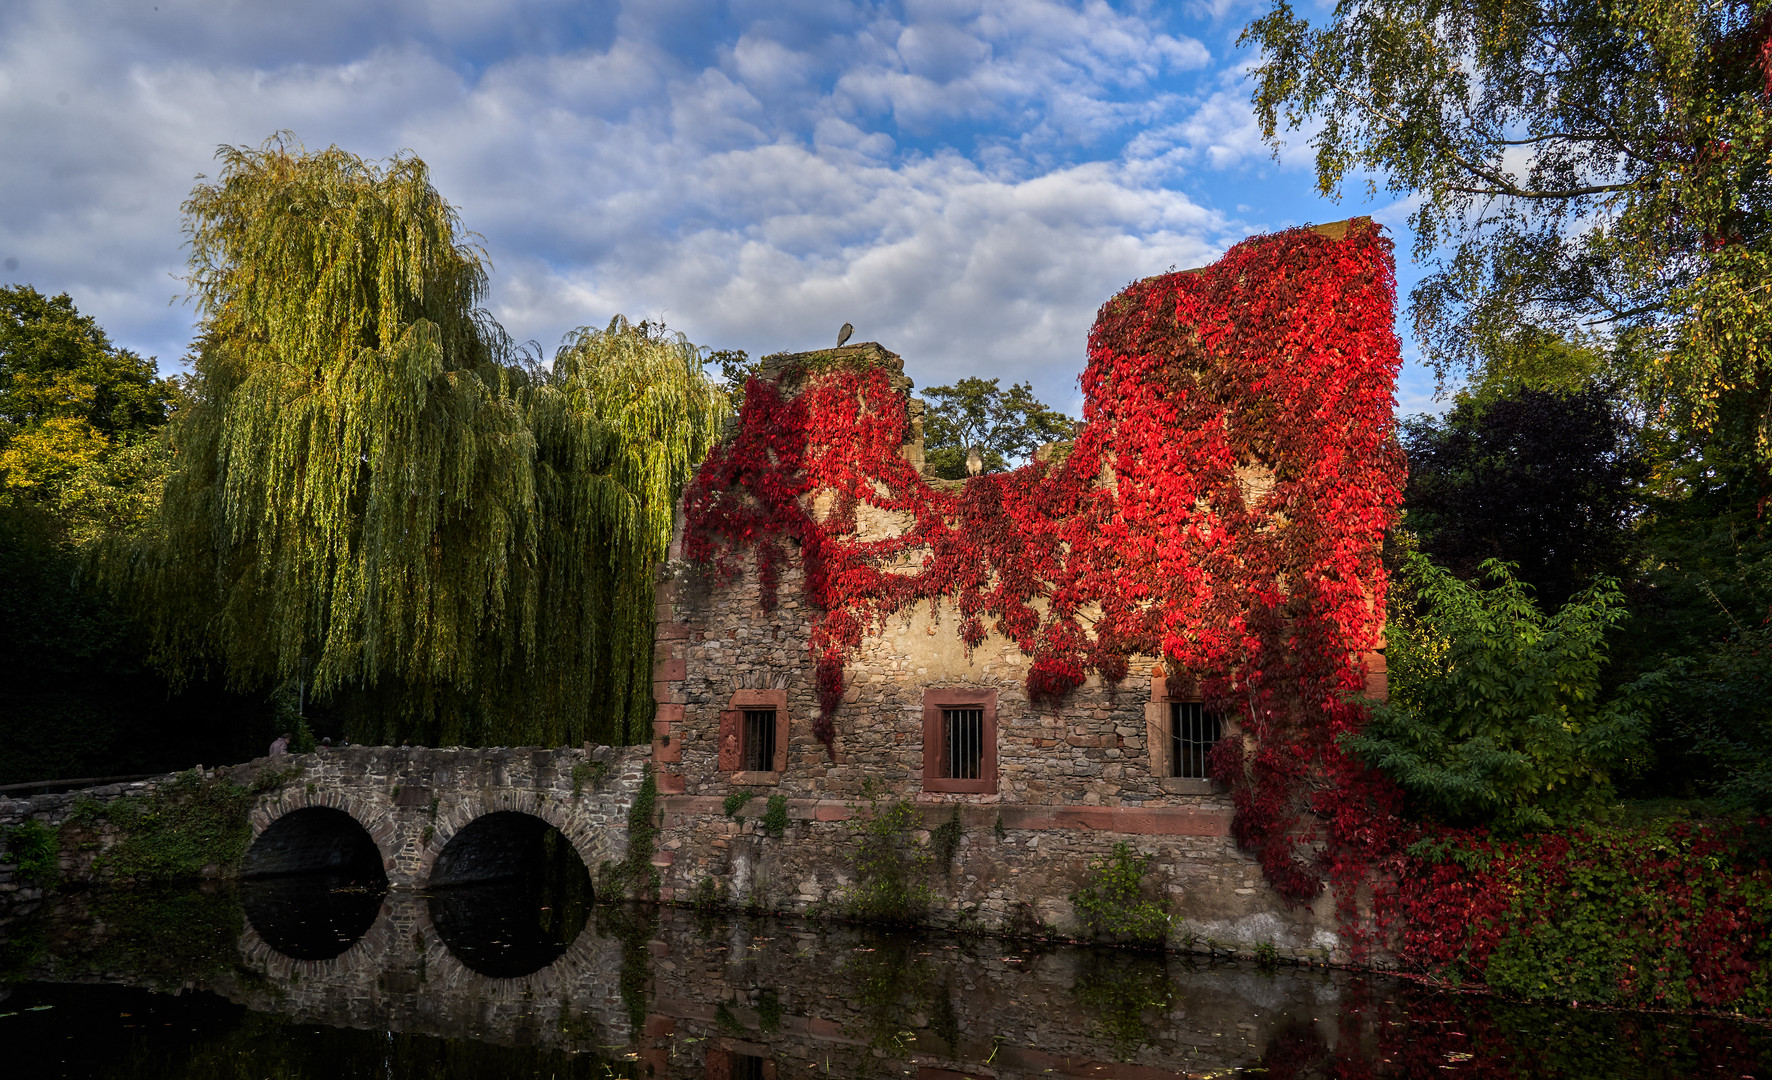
[0, 0, 1439, 418]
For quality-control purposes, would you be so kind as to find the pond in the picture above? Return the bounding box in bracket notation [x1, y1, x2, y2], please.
[1, 859, 1768, 1078]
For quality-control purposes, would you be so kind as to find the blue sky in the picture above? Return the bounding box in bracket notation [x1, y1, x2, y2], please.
[0, 0, 1443, 419]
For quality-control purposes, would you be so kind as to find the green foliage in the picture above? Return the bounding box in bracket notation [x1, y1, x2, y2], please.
[0, 284, 176, 513]
[1400, 378, 1645, 608]
[135, 136, 728, 747]
[570, 759, 608, 797]
[762, 793, 788, 837]
[710, 348, 759, 412]
[929, 807, 962, 874]
[839, 798, 933, 926]
[756, 987, 783, 1033]
[598, 764, 659, 900]
[722, 790, 756, 818]
[1068, 951, 1176, 1060]
[1070, 841, 1171, 947]
[1242, 0, 1772, 469]
[1345, 554, 1649, 831]
[1, 819, 59, 883]
[1632, 624, 1772, 812]
[77, 770, 271, 880]
[921, 376, 1075, 479]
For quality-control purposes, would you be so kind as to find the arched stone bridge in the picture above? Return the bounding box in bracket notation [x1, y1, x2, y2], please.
[240, 744, 652, 888]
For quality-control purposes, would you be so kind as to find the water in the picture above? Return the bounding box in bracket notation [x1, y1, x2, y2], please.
[2, 874, 1768, 1078]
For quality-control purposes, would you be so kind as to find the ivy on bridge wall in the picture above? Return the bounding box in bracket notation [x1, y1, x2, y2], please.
[685, 220, 1405, 907]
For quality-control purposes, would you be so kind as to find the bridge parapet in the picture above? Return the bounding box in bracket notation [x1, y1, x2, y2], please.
[247, 744, 652, 888]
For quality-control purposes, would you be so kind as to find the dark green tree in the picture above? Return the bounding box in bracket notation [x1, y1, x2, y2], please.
[921, 377, 1074, 479]
[132, 136, 726, 747]
[1242, 0, 1772, 470]
[1402, 382, 1646, 608]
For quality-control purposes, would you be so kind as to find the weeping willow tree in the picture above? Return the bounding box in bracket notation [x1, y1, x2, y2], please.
[132, 135, 726, 746]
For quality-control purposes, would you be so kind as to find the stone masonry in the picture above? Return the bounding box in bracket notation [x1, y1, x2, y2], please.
[646, 344, 1359, 960]
[0, 744, 650, 893]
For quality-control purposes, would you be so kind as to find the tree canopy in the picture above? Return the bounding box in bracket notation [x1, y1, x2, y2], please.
[0, 285, 176, 517]
[920, 376, 1075, 479]
[132, 136, 727, 747]
[1242, 0, 1772, 469]
[1402, 382, 1646, 607]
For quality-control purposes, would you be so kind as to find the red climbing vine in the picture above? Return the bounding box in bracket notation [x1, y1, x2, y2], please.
[684, 220, 1407, 906]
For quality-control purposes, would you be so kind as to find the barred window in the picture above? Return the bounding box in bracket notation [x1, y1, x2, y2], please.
[743, 709, 777, 773]
[1170, 701, 1221, 780]
[732, 1053, 766, 1080]
[943, 708, 985, 780]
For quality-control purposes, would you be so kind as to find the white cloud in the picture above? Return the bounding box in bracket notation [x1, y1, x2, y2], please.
[0, 0, 1373, 413]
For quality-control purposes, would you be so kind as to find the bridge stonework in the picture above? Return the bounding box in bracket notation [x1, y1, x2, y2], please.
[246, 744, 651, 888]
[0, 744, 653, 895]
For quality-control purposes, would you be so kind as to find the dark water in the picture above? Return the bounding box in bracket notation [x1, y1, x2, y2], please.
[2, 872, 1769, 1078]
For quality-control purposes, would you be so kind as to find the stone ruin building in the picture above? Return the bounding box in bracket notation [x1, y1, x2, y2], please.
[645, 219, 1401, 956]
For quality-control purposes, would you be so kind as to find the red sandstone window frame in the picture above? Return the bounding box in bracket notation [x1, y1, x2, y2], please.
[719, 689, 790, 782]
[1147, 669, 1236, 793]
[921, 687, 997, 794]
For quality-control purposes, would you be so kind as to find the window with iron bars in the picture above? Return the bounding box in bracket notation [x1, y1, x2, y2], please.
[943, 708, 985, 780]
[731, 1053, 767, 1080]
[1169, 701, 1221, 780]
[743, 709, 777, 773]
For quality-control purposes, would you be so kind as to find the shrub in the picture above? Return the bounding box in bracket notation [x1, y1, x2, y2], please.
[2, 820, 59, 883]
[1071, 842, 1171, 947]
[761, 794, 788, 838]
[839, 798, 933, 926]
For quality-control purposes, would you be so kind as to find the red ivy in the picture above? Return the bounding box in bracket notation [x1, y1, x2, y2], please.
[685, 221, 1407, 906]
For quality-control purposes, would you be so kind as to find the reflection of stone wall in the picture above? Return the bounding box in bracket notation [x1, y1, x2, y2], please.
[12, 891, 1356, 1076]
[641, 913, 1350, 1080]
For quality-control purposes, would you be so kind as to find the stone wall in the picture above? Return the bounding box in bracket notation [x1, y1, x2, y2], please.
[646, 345, 1353, 959]
[0, 744, 650, 895]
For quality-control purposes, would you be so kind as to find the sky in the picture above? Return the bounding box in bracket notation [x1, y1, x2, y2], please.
[0, 0, 1443, 420]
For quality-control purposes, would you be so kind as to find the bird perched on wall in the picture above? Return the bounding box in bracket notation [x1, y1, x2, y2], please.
[836, 322, 853, 347]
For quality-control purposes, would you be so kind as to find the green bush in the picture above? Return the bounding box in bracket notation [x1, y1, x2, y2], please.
[79, 771, 262, 880]
[1344, 554, 1649, 832]
[839, 798, 933, 926]
[761, 794, 788, 837]
[1071, 842, 1171, 946]
[2, 819, 59, 883]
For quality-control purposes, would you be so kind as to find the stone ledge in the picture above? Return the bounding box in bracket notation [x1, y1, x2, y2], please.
[659, 795, 1232, 836]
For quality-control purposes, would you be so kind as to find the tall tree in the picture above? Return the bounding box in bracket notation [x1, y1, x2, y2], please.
[1402, 383, 1646, 608]
[0, 285, 176, 513]
[1242, 0, 1772, 471]
[134, 136, 726, 747]
[921, 377, 1075, 479]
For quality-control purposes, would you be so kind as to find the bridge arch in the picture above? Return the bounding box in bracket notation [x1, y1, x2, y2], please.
[417, 790, 616, 886]
[247, 788, 398, 878]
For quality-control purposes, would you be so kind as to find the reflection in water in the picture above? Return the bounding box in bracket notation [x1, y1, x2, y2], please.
[427, 825, 593, 977]
[241, 875, 385, 961]
[4, 885, 1772, 1078]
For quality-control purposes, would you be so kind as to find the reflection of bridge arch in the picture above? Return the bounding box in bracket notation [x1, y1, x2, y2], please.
[231, 890, 631, 1045]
